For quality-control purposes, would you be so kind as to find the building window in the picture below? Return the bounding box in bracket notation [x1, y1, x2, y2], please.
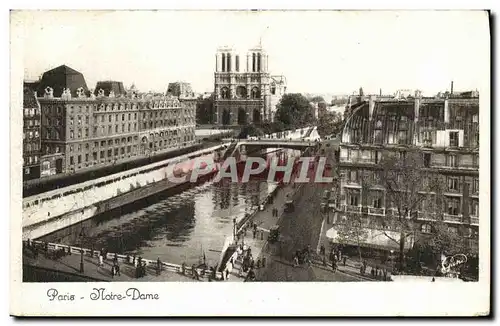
[107, 149, 112, 157]
[70, 156, 74, 165]
[449, 131, 459, 147]
[120, 147, 125, 155]
[447, 177, 459, 191]
[77, 144, 81, 151]
[108, 126, 112, 134]
[108, 115, 112, 122]
[85, 116, 89, 124]
[70, 117, 74, 125]
[115, 125, 119, 133]
[398, 130, 407, 144]
[122, 114, 125, 121]
[423, 153, 431, 167]
[78, 116, 82, 125]
[349, 170, 357, 182]
[349, 194, 359, 206]
[447, 199, 460, 215]
[108, 140, 113, 146]
[85, 128, 89, 137]
[373, 197, 382, 208]
[77, 155, 81, 164]
[421, 224, 432, 234]
[100, 150, 104, 158]
[473, 178, 479, 193]
[447, 154, 458, 167]
[55, 146, 60, 153]
[387, 132, 395, 144]
[114, 148, 118, 156]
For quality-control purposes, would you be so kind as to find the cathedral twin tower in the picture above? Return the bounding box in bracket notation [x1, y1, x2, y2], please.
[214, 45, 285, 126]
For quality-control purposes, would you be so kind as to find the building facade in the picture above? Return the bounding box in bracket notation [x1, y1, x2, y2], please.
[38, 86, 196, 176]
[23, 85, 42, 180]
[334, 94, 479, 253]
[214, 45, 286, 126]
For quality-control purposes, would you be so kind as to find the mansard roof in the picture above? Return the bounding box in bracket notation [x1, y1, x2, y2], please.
[37, 65, 88, 98]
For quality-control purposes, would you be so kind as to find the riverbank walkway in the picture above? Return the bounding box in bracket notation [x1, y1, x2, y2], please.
[23, 247, 199, 282]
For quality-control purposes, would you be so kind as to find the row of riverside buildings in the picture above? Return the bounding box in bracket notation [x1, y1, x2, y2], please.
[329, 91, 480, 255]
[22, 65, 196, 181]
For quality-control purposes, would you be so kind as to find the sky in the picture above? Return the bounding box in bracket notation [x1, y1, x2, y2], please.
[15, 10, 489, 96]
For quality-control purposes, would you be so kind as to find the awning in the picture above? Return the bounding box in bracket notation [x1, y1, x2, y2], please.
[326, 227, 414, 251]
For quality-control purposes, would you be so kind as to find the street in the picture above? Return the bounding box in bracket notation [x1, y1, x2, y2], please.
[256, 182, 360, 281]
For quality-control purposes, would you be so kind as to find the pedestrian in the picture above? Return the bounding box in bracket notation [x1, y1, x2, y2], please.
[225, 268, 229, 280]
[371, 267, 375, 277]
[320, 245, 325, 256]
[99, 254, 104, 268]
[256, 258, 261, 268]
[115, 264, 121, 276]
[113, 253, 118, 265]
[383, 269, 388, 281]
[191, 264, 197, 279]
[343, 256, 347, 266]
[111, 265, 115, 278]
[332, 260, 337, 273]
[156, 257, 161, 276]
[253, 229, 256, 239]
[132, 254, 136, 266]
[293, 255, 299, 267]
[262, 257, 266, 268]
[261, 231, 264, 240]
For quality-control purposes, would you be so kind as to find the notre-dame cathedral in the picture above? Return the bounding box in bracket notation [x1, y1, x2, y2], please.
[214, 45, 286, 126]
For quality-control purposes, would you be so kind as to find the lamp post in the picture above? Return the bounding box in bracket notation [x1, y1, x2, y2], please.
[79, 227, 86, 273]
[233, 218, 237, 243]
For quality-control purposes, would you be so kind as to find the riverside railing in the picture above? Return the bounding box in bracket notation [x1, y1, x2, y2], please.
[24, 240, 222, 280]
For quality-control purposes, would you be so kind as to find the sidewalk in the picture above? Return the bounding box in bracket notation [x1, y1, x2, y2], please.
[23, 247, 200, 282]
[221, 181, 302, 282]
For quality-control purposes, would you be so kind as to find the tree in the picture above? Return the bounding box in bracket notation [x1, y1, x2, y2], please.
[375, 150, 444, 271]
[309, 95, 325, 103]
[196, 95, 215, 124]
[275, 93, 315, 129]
[317, 111, 344, 138]
[335, 211, 369, 262]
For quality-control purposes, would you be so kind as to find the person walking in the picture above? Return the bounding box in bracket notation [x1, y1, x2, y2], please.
[156, 257, 162, 276]
[98, 253, 104, 269]
[115, 263, 121, 277]
[343, 256, 347, 266]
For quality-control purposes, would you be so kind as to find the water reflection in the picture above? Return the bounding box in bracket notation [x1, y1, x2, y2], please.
[41, 179, 275, 267]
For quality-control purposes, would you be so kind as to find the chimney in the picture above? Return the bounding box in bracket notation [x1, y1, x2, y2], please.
[451, 81, 454, 95]
[379, 88, 382, 96]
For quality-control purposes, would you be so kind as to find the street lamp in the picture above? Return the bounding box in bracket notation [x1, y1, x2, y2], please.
[79, 227, 86, 273]
[233, 218, 237, 243]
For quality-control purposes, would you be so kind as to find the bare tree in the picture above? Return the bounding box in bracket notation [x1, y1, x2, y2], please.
[376, 150, 443, 271]
[335, 211, 369, 262]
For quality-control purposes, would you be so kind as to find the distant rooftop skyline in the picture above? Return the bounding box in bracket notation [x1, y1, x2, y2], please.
[16, 10, 489, 96]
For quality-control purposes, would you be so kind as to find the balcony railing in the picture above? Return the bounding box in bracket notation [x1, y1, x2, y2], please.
[345, 205, 362, 213]
[432, 163, 479, 170]
[470, 217, 479, 225]
[368, 207, 385, 216]
[341, 158, 376, 164]
[443, 213, 463, 223]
